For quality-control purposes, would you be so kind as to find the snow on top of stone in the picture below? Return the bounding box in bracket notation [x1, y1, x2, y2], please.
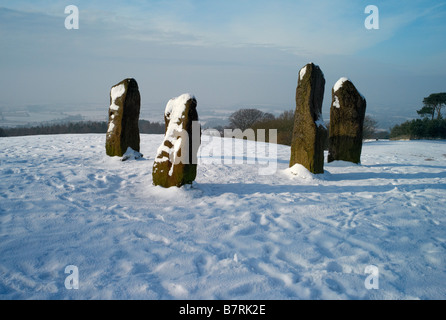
[299, 65, 307, 81]
[110, 83, 126, 111]
[165, 93, 194, 120]
[333, 77, 365, 102]
[333, 77, 349, 93]
[155, 93, 195, 176]
[107, 122, 115, 133]
[111, 83, 126, 100]
[333, 96, 341, 109]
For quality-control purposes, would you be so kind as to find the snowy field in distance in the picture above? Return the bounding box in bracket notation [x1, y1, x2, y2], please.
[0, 134, 445, 300]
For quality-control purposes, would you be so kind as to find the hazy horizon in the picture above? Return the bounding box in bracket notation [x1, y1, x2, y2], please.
[1, 1, 445, 129]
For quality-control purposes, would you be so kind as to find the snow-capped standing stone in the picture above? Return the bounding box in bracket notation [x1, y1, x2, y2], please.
[105, 78, 141, 157]
[152, 94, 201, 188]
[333, 77, 349, 94]
[328, 78, 367, 164]
[290, 63, 327, 174]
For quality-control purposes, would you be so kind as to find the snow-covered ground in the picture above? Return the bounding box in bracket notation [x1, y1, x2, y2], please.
[0, 134, 445, 300]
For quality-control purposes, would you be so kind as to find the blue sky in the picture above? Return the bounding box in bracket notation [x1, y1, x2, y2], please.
[1, 0, 445, 127]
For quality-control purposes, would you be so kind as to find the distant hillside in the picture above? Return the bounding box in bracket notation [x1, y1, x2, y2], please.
[0, 120, 164, 137]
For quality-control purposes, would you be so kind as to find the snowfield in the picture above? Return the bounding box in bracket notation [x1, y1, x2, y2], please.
[1, 134, 445, 300]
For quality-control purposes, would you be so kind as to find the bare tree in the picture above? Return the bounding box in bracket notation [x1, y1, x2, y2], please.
[228, 109, 274, 131]
[363, 115, 378, 139]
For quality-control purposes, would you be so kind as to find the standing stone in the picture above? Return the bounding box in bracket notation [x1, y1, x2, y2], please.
[105, 78, 141, 157]
[289, 63, 326, 174]
[328, 77, 367, 164]
[152, 94, 201, 188]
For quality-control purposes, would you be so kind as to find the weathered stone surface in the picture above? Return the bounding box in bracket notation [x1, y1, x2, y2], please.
[289, 63, 326, 174]
[328, 77, 367, 164]
[152, 94, 201, 188]
[105, 78, 141, 157]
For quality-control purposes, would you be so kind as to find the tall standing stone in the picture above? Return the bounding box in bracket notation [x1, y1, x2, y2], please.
[105, 78, 141, 157]
[289, 63, 327, 174]
[152, 94, 201, 188]
[328, 77, 367, 164]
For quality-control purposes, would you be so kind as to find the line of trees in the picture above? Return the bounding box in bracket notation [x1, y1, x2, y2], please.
[225, 108, 381, 146]
[390, 92, 446, 139]
[224, 92, 446, 144]
[390, 118, 446, 139]
[225, 108, 295, 145]
[6, 93, 444, 141]
[0, 120, 165, 137]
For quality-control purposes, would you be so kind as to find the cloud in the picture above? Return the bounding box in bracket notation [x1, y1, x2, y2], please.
[91, 0, 432, 58]
[3, 1, 445, 57]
